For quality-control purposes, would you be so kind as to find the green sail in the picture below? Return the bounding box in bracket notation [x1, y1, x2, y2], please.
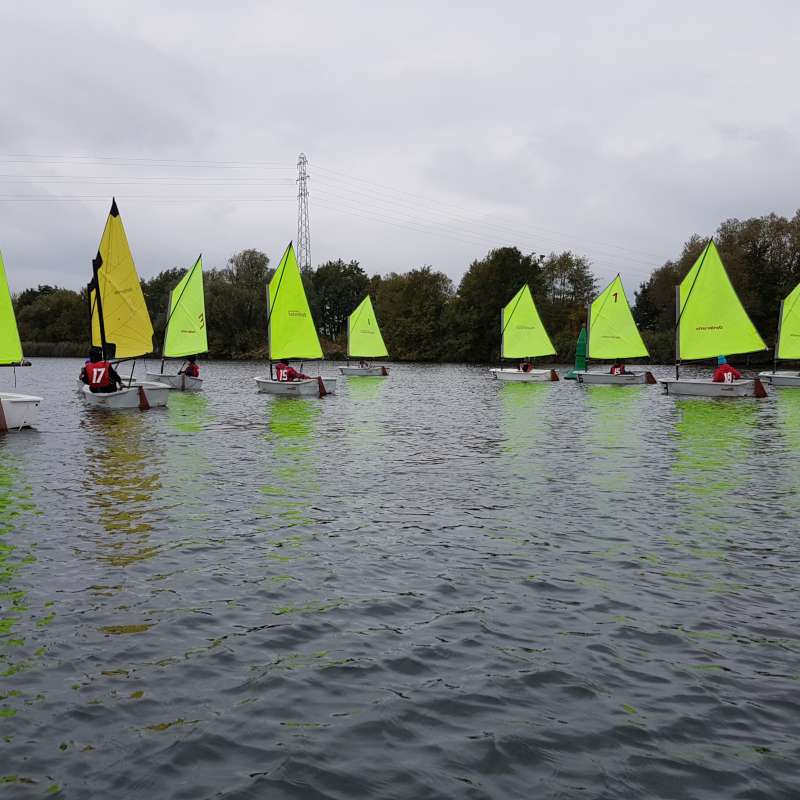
[776, 281, 800, 360]
[501, 284, 555, 359]
[677, 241, 766, 360]
[348, 295, 388, 358]
[268, 243, 322, 360]
[0, 251, 23, 365]
[588, 274, 649, 359]
[163, 255, 208, 358]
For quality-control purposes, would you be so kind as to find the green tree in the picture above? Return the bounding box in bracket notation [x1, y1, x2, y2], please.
[304, 259, 369, 341]
[373, 267, 453, 360]
[447, 247, 545, 362]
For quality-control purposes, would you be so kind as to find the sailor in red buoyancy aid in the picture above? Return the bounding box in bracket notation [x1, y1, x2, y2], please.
[712, 355, 742, 383]
[610, 360, 628, 375]
[180, 355, 200, 378]
[80, 347, 124, 393]
[275, 359, 310, 382]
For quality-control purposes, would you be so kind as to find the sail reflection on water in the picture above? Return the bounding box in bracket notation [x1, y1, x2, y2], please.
[773, 390, 800, 516]
[670, 398, 760, 574]
[260, 398, 321, 530]
[162, 392, 212, 527]
[583, 385, 645, 496]
[81, 411, 164, 566]
[0, 451, 38, 680]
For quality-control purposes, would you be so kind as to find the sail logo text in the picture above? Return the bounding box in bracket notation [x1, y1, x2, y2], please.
[288, 311, 307, 317]
[695, 325, 723, 331]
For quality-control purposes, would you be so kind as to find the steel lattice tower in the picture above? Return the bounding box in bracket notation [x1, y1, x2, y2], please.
[296, 153, 311, 269]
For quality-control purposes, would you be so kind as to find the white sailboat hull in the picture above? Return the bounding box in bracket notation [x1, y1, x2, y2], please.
[574, 370, 656, 385]
[339, 365, 388, 377]
[145, 371, 203, 391]
[489, 368, 558, 382]
[0, 393, 42, 430]
[254, 376, 338, 396]
[758, 371, 800, 387]
[80, 381, 170, 409]
[660, 378, 767, 398]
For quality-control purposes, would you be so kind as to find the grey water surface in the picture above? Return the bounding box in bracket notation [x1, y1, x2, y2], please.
[1, 359, 799, 799]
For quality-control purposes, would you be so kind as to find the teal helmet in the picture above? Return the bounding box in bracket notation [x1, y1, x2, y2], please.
[717, 355, 727, 365]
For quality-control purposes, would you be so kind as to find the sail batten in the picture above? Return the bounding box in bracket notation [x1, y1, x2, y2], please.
[163, 256, 207, 358]
[776, 281, 800, 360]
[501, 285, 555, 359]
[587, 274, 648, 359]
[91, 200, 154, 358]
[347, 296, 388, 358]
[0, 251, 23, 364]
[267, 243, 322, 360]
[676, 241, 766, 360]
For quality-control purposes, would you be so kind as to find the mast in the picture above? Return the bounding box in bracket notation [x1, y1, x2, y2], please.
[585, 302, 592, 369]
[91, 252, 109, 360]
[774, 299, 784, 375]
[674, 285, 680, 379]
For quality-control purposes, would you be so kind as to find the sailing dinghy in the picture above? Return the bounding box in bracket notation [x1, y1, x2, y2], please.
[146, 255, 206, 391]
[573, 274, 656, 385]
[82, 199, 169, 410]
[254, 242, 337, 397]
[489, 284, 558, 381]
[660, 241, 768, 398]
[759, 281, 800, 387]
[0, 251, 41, 431]
[339, 295, 389, 376]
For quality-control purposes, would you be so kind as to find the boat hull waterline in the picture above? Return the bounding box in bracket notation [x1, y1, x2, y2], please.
[660, 378, 767, 398]
[80, 381, 170, 409]
[339, 365, 388, 377]
[254, 376, 338, 397]
[145, 371, 203, 391]
[489, 368, 559, 382]
[0, 393, 42, 431]
[574, 370, 656, 385]
[758, 371, 800, 387]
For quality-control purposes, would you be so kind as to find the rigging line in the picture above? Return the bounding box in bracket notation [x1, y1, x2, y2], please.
[314, 184, 660, 271]
[0, 154, 295, 168]
[675, 239, 712, 331]
[313, 191, 658, 276]
[160, 256, 202, 355]
[312, 199, 626, 274]
[0, 195, 295, 202]
[311, 162, 666, 261]
[0, 175, 297, 184]
[501, 287, 527, 337]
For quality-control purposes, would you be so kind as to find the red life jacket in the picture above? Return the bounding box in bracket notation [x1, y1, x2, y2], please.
[610, 365, 624, 375]
[185, 363, 199, 377]
[87, 361, 112, 389]
[276, 364, 290, 381]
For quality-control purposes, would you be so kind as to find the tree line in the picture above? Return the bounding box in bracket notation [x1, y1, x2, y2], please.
[14, 208, 800, 363]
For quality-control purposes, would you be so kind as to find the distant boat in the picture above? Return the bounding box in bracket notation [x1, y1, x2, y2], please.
[489, 284, 558, 382]
[146, 255, 206, 391]
[573, 274, 656, 385]
[0, 250, 41, 431]
[339, 295, 389, 377]
[563, 324, 587, 380]
[759, 280, 800, 387]
[254, 242, 337, 397]
[81, 199, 170, 409]
[660, 240, 768, 398]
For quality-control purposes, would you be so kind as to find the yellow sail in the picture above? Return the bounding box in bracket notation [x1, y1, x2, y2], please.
[267, 243, 322, 360]
[348, 295, 388, 358]
[501, 285, 555, 359]
[0, 251, 23, 364]
[776, 281, 800, 360]
[163, 256, 207, 358]
[91, 199, 154, 358]
[677, 241, 766, 360]
[588, 274, 648, 359]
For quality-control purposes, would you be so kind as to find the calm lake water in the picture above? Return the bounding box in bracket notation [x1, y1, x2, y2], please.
[1, 359, 799, 799]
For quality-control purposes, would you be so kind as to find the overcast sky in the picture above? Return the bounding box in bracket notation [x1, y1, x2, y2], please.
[1, 1, 798, 296]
